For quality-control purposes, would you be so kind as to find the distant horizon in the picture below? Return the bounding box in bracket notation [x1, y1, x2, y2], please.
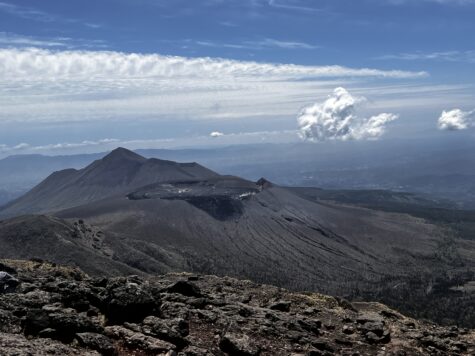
[1, 129, 474, 160]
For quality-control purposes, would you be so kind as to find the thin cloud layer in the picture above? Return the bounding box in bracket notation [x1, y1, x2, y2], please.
[0, 32, 108, 50]
[0, 48, 427, 81]
[0, 130, 299, 157]
[192, 38, 319, 50]
[210, 131, 224, 137]
[297, 87, 398, 141]
[438, 108, 474, 130]
[0, 138, 120, 154]
[377, 50, 475, 63]
[386, 0, 475, 5]
[0, 1, 101, 27]
[0, 47, 428, 124]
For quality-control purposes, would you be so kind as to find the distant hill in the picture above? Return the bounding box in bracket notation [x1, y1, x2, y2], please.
[0, 152, 103, 206]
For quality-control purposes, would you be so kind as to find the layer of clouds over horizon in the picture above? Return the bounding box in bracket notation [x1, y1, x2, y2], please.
[0, 0, 474, 155]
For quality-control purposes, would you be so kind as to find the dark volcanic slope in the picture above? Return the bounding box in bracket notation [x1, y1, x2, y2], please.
[0, 147, 218, 217]
[56, 179, 475, 295]
[0, 215, 140, 276]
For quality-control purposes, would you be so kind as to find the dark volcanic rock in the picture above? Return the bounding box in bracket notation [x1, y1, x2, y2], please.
[0, 271, 19, 293]
[0, 309, 21, 333]
[219, 332, 261, 356]
[104, 276, 158, 324]
[105, 325, 175, 353]
[142, 315, 189, 347]
[24, 308, 102, 342]
[23, 309, 52, 336]
[269, 300, 291, 312]
[0, 259, 475, 356]
[165, 280, 202, 298]
[76, 332, 117, 356]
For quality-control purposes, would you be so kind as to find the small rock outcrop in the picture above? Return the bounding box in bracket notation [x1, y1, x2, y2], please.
[256, 178, 273, 189]
[0, 259, 474, 355]
[0, 271, 19, 293]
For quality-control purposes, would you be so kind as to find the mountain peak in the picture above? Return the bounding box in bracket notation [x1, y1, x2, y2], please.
[102, 147, 146, 163]
[0, 146, 219, 216]
[257, 177, 273, 189]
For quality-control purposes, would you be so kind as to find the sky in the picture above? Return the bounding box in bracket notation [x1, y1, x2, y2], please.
[0, 0, 474, 156]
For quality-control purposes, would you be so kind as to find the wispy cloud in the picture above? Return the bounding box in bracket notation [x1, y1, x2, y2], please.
[0, 48, 426, 82]
[266, 0, 323, 12]
[199, 0, 325, 12]
[0, 47, 426, 125]
[193, 38, 319, 50]
[0, 130, 300, 157]
[0, 1, 102, 28]
[257, 38, 318, 49]
[385, 0, 475, 5]
[84, 23, 103, 29]
[219, 21, 238, 27]
[0, 32, 65, 48]
[0, 1, 56, 22]
[429, 0, 474, 3]
[0, 139, 121, 155]
[376, 50, 475, 63]
[0, 32, 108, 50]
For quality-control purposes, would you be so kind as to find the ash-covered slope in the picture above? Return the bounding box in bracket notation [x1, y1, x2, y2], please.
[0, 215, 141, 276]
[56, 179, 474, 295]
[0, 148, 218, 217]
[1, 259, 474, 356]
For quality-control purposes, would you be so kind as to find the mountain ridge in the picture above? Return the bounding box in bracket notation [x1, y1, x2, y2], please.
[0, 147, 218, 218]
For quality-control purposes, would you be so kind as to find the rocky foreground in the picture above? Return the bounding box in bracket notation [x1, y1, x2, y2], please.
[0, 260, 474, 356]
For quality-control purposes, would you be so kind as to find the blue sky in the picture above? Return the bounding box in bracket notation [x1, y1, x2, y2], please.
[0, 0, 474, 155]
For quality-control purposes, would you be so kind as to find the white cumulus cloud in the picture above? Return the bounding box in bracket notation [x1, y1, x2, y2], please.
[437, 108, 474, 130]
[297, 87, 398, 141]
[210, 131, 224, 137]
